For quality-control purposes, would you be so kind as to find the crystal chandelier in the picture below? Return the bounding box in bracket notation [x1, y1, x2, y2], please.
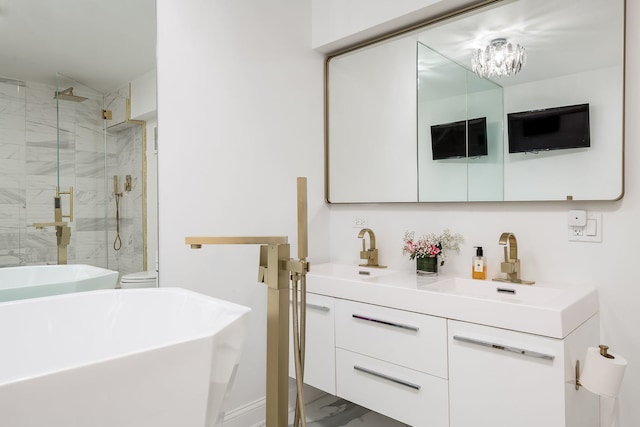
[471, 38, 526, 78]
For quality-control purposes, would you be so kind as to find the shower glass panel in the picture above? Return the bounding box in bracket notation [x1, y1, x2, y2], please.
[0, 78, 27, 267]
[54, 73, 109, 268]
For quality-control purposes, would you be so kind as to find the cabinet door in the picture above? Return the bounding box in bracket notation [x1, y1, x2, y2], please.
[448, 320, 565, 427]
[289, 292, 335, 395]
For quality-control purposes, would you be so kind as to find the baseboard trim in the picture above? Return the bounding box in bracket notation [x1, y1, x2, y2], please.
[222, 387, 328, 427]
[222, 398, 266, 427]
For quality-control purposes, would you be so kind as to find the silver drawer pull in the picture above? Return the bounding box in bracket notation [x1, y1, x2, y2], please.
[354, 365, 421, 390]
[352, 314, 419, 332]
[289, 301, 330, 312]
[307, 303, 330, 312]
[453, 335, 555, 361]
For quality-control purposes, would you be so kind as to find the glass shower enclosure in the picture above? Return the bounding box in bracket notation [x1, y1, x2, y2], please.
[0, 72, 145, 275]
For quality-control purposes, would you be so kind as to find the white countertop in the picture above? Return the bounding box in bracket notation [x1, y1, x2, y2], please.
[306, 263, 598, 339]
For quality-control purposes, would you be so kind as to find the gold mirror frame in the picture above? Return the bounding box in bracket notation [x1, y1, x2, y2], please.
[324, 0, 625, 204]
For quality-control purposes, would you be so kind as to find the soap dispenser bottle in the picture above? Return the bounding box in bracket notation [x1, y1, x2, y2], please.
[472, 246, 487, 280]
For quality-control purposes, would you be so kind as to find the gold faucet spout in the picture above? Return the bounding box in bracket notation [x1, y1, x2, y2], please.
[185, 236, 288, 246]
[493, 232, 534, 285]
[357, 228, 376, 250]
[357, 228, 386, 268]
[498, 232, 518, 261]
[31, 221, 68, 229]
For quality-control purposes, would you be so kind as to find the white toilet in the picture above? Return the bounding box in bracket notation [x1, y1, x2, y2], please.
[119, 271, 158, 288]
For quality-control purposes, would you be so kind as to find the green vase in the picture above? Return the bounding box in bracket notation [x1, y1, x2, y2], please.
[416, 256, 438, 275]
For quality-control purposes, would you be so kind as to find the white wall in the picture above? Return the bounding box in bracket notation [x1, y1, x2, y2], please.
[311, 0, 479, 53]
[156, 0, 326, 423]
[157, 0, 639, 426]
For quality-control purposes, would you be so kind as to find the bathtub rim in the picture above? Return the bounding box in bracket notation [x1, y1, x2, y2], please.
[0, 287, 252, 387]
[0, 263, 119, 291]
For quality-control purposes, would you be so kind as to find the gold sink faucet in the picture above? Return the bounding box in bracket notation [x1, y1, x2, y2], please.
[492, 232, 534, 285]
[357, 228, 386, 268]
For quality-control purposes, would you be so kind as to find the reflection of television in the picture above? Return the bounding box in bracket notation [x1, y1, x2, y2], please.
[431, 120, 465, 160]
[507, 103, 590, 153]
[430, 118, 488, 160]
[468, 117, 488, 157]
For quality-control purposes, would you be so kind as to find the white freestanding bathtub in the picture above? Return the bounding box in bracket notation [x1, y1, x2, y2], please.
[0, 264, 119, 302]
[0, 287, 251, 427]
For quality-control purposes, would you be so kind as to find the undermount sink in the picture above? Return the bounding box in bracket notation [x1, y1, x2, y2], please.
[424, 277, 565, 303]
[306, 263, 598, 339]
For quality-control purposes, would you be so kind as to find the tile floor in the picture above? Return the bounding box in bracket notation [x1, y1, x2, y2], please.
[288, 394, 409, 427]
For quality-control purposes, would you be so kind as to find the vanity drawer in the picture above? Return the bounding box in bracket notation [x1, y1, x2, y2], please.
[335, 299, 447, 378]
[336, 348, 448, 427]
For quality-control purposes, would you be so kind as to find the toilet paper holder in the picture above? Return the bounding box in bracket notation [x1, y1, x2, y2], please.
[576, 345, 612, 390]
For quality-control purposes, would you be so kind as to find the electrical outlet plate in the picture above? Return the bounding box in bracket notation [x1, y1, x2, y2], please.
[568, 213, 602, 242]
[352, 216, 368, 228]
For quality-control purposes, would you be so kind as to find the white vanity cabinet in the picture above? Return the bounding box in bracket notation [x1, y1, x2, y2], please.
[448, 316, 600, 427]
[289, 292, 336, 395]
[334, 299, 449, 427]
[303, 264, 600, 427]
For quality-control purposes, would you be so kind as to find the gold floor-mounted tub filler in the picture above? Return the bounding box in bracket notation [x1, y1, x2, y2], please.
[185, 177, 310, 427]
[31, 187, 74, 265]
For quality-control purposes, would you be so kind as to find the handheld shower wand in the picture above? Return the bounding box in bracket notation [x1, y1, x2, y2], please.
[113, 176, 123, 251]
[292, 177, 308, 427]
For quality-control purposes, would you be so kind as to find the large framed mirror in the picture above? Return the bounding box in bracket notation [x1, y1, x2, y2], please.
[326, 0, 625, 203]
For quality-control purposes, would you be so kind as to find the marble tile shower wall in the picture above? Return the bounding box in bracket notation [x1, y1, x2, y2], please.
[107, 124, 144, 276]
[0, 81, 26, 267]
[0, 78, 121, 268]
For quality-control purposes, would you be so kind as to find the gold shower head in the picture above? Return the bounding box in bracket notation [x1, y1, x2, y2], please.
[54, 87, 88, 102]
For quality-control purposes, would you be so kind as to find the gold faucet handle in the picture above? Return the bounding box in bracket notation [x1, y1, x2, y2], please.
[358, 249, 387, 268]
[500, 261, 518, 274]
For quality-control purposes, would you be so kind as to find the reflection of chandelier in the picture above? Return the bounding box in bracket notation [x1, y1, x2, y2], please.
[471, 38, 526, 78]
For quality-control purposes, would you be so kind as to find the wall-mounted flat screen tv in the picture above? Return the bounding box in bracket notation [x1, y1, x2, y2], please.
[507, 103, 590, 154]
[430, 118, 488, 160]
[467, 117, 488, 157]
